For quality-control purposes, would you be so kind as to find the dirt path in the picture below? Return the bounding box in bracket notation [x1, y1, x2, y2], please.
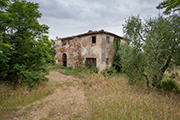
[12, 71, 87, 120]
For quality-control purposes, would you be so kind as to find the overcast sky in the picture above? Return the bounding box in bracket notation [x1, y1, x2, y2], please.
[27, 0, 163, 39]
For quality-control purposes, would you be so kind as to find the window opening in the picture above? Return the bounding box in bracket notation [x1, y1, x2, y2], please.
[106, 36, 109, 43]
[62, 40, 66, 46]
[92, 36, 96, 43]
[106, 58, 109, 67]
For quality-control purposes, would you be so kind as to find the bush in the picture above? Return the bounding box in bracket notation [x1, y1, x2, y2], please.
[66, 66, 73, 70]
[101, 67, 116, 76]
[14, 64, 48, 89]
[112, 50, 122, 72]
[161, 79, 180, 92]
[91, 66, 99, 73]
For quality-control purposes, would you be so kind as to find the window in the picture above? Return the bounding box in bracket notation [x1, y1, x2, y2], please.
[106, 58, 109, 64]
[92, 36, 96, 43]
[106, 58, 109, 67]
[106, 36, 109, 43]
[62, 40, 66, 46]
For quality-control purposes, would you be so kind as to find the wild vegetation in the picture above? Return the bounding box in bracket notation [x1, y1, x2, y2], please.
[121, 14, 180, 89]
[116, 0, 180, 90]
[0, 0, 180, 119]
[0, 0, 54, 89]
[83, 72, 180, 120]
[0, 81, 56, 118]
[112, 37, 122, 72]
[1, 65, 180, 119]
[156, 0, 180, 14]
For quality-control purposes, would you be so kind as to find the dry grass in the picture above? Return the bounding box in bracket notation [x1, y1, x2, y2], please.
[4, 71, 88, 120]
[0, 81, 56, 119]
[1, 67, 180, 119]
[83, 73, 180, 120]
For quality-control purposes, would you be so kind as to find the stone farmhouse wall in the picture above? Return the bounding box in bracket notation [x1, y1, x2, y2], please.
[54, 30, 124, 71]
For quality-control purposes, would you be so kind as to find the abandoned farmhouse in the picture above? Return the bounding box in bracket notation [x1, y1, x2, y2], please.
[54, 30, 124, 71]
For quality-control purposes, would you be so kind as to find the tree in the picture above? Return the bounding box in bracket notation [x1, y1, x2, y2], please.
[156, 0, 180, 14]
[0, 0, 54, 88]
[122, 14, 180, 88]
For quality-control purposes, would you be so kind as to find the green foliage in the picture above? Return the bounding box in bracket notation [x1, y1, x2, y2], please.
[13, 64, 48, 89]
[113, 37, 121, 53]
[85, 60, 92, 68]
[156, 0, 180, 14]
[50, 64, 88, 76]
[85, 59, 99, 73]
[0, 0, 54, 88]
[50, 39, 56, 56]
[112, 50, 122, 72]
[122, 14, 180, 87]
[101, 67, 116, 76]
[52, 64, 66, 69]
[121, 42, 145, 84]
[0, 41, 11, 77]
[112, 37, 122, 72]
[91, 66, 99, 73]
[161, 79, 180, 92]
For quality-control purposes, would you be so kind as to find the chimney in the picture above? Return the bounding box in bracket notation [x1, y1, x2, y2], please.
[88, 30, 93, 33]
[99, 29, 104, 32]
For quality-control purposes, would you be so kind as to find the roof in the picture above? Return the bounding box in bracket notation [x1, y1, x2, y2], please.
[59, 30, 123, 40]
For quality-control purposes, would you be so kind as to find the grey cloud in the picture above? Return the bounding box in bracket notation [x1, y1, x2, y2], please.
[27, 0, 163, 39]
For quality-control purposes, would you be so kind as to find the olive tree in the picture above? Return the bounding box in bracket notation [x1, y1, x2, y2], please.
[122, 14, 180, 87]
[156, 0, 180, 15]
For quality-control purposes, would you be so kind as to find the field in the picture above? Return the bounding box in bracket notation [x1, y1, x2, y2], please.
[0, 65, 180, 119]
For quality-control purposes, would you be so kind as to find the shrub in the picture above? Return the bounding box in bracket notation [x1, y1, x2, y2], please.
[91, 66, 99, 73]
[161, 79, 180, 92]
[15, 64, 48, 89]
[67, 66, 73, 70]
[101, 67, 116, 76]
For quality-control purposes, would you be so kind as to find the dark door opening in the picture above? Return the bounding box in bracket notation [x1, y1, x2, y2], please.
[62, 53, 67, 67]
[85, 58, 96, 67]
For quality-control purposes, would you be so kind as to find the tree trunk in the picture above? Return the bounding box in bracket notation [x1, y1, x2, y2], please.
[152, 55, 172, 88]
[161, 55, 172, 74]
[133, 64, 149, 87]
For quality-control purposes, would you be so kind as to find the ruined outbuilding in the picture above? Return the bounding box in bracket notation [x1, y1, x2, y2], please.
[54, 30, 124, 71]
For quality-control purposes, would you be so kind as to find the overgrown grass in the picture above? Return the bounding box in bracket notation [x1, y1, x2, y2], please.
[2, 64, 180, 119]
[0, 81, 56, 119]
[82, 73, 180, 120]
[47, 64, 93, 78]
[44, 64, 180, 119]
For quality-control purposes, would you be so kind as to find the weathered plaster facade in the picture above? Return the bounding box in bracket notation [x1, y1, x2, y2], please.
[54, 30, 124, 71]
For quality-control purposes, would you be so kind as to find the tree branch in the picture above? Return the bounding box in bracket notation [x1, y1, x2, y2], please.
[161, 55, 172, 74]
[138, 32, 145, 42]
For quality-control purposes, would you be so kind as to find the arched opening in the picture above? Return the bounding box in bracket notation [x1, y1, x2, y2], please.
[62, 53, 67, 67]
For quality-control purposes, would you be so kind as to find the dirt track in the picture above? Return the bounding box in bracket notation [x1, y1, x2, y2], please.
[12, 71, 87, 120]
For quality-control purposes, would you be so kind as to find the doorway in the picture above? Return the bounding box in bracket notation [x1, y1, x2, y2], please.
[85, 58, 96, 67]
[62, 53, 67, 67]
